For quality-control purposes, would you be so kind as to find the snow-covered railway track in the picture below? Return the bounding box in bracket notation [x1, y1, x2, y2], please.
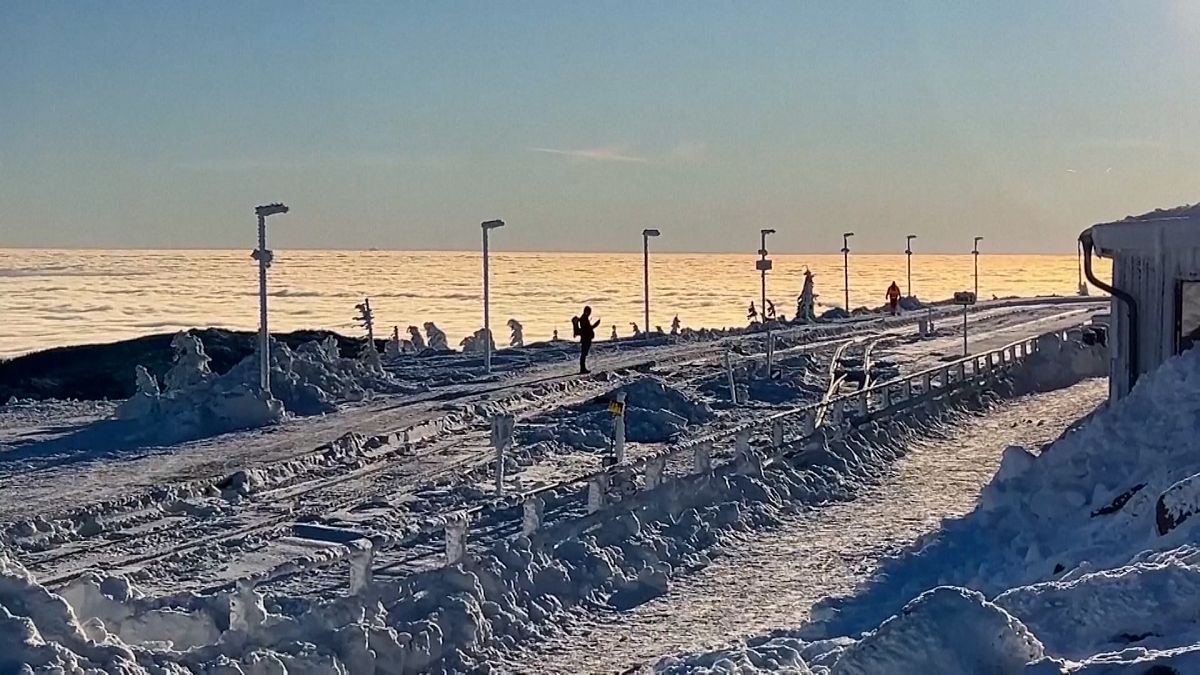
[17, 302, 1099, 593]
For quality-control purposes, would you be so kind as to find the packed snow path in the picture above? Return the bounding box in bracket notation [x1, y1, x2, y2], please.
[506, 378, 1107, 673]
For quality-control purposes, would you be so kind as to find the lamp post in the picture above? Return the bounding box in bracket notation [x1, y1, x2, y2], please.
[972, 236, 983, 299]
[905, 234, 917, 298]
[1076, 240, 1088, 296]
[642, 228, 660, 335]
[757, 229, 776, 375]
[841, 232, 855, 311]
[482, 219, 505, 374]
[252, 202, 289, 394]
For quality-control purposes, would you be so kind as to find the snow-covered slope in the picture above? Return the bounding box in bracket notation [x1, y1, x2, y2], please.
[661, 349, 1200, 673]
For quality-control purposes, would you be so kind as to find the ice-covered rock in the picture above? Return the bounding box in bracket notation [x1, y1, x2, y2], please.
[460, 328, 495, 354]
[407, 325, 426, 351]
[163, 331, 213, 392]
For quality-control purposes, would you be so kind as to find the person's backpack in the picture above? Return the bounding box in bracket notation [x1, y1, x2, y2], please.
[571, 316, 581, 337]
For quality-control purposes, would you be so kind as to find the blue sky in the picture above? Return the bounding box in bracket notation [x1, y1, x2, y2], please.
[1, 1, 1197, 252]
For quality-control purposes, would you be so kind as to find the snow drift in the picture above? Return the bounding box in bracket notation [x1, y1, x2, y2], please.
[663, 348, 1200, 673]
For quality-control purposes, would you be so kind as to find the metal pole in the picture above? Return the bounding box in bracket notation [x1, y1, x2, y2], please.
[972, 236, 982, 299]
[643, 234, 650, 335]
[841, 232, 854, 311]
[256, 214, 269, 393]
[962, 305, 968, 356]
[905, 234, 916, 298]
[483, 227, 491, 374]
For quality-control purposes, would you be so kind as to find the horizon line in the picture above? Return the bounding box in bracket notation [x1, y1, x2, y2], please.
[0, 245, 1083, 257]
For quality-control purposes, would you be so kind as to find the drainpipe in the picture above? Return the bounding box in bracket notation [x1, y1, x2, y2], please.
[1079, 230, 1138, 390]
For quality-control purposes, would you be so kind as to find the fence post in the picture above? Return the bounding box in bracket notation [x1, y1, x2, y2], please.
[771, 421, 784, 450]
[802, 410, 816, 436]
[645, 455, 666, 489]
[956, 362, 966, 382]
[881, 384, 892, 409]
[735, 429, 761, 476]
[522, 496, 543, 535]
[725, 351, 738, 405]
[922, 372, 932, 396]
[829, 399, 844, 426]
[986, 352, 995, 370]
[612, 391, 627, 463]
[445, 512, 469, 566]
[348, 541, 374, 595]
[856, 390, 869, 417]
[491, 414, 515, 498]
[229, 579, 262, 633]
[903, 378, 913, 401]
[587, 474, 608, 513]
[693, 441, 712, 474]
[940, 366, 951, 390]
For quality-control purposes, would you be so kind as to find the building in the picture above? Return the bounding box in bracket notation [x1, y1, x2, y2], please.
[1081, 203, 1200, 402]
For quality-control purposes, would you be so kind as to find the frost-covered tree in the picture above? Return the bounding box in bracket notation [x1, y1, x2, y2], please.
[507, 318, 524, 347]
[407, 325, 426, 351]
[610, 325, 618, 341]
[164, 332, 213, 393]
[424, 322, 448, 350]
[385, 326, 402, 359]
[797, 268, 818, 323]
[671, 315, 681, 335]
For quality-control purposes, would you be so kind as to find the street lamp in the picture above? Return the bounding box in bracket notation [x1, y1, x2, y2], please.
[905, 234, 917, 298]
[1076, 240, 1088, 296]
[841, 232, 855, 311]
[252, 202, 289, 394]
[972, 236, 984, 299]
[758, 229, 777, 375]
[642, 228, 661, 335]
[481, 219, 505, 374]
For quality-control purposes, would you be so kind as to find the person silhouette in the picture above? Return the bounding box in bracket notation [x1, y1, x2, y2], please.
[573, 306, 601, 374]
[886, 281, 902, 315]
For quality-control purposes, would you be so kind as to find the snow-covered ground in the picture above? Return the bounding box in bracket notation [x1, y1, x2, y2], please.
[656, 350, 1200, 673]
[513, 379, 1104, 673]
[0, 298, 1110, 673]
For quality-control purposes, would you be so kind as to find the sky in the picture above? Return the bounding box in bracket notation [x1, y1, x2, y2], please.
[1, 1, 1198, 254]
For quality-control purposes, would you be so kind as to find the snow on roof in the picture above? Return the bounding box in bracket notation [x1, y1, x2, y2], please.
[1088, 202, 1200, 255]
[1111, 202, 1200, 224]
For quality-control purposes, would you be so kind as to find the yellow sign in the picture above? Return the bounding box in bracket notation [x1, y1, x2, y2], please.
[608, 401, 625, 415]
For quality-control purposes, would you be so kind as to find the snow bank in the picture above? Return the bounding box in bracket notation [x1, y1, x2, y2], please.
[115, 333, 421, 443]
[663, 348, 1200, 673]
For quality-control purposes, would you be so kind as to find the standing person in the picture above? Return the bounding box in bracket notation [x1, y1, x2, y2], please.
[886, 281, 902, 315]
[572, 306, 600, 374]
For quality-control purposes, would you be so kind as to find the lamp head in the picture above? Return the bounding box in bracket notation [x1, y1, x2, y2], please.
[482, 219, 505, 230]
[761, 228, 776, 236]
[907, 234, 917, 240]
[255, 203, 289, 217]
[643, 228, 661, 237]
[843, 231, 855, 238]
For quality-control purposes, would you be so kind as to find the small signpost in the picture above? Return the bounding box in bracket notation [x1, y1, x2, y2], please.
[610, 391, 627, 463]
[490, 414, 515, 497]
[953, 290, 977, 356]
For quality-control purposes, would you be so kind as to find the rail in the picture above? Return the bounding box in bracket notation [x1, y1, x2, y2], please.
[213, 326, 1063, 609]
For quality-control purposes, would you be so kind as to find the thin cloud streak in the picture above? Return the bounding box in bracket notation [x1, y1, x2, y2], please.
[529, 147, 649, 163]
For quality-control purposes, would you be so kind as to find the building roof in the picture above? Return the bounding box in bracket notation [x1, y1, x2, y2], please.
[1086, 202, 1200, 256]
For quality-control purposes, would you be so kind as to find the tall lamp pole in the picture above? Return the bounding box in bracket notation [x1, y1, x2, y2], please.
[482, 219, 505, 374]
[972, 236, 983, 299]
[1076, 240, 1088, 296]
[758, 228, 777, 374]
[841, 232, 855, 311]
[252, 202, 288, 394]
[905, 234, 917, 298]
[642, 228, 661, 335]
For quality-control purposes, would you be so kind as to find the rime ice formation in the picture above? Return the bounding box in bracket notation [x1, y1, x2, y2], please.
[797, 269, 818, 323]
[671, 315, 681, 336]
[163, 331, 212, 391]
[423, 322, 448, 351]
[114, 332, 423, 441]
[460, 328, 496, 354]
[611, 325, 619, 341]
[407, 325, 426, 351]
[507, 319, 524, 348]
[385, 326, 403, 359]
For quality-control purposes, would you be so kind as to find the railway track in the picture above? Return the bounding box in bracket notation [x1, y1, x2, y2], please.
[23, 302, 1089, 590]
